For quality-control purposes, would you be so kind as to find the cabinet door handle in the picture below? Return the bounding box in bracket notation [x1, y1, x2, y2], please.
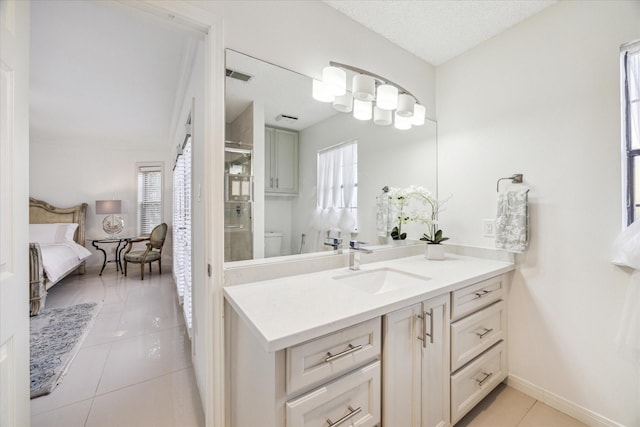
[276, 177, 279, 188]
[476, 371, 493, 386]
[475, 327, 493, 338]
[325, 344, 362, 363]
[270, 177, 273, 188]
[326, 406, 362, 427]
[417, 308, 434, 347]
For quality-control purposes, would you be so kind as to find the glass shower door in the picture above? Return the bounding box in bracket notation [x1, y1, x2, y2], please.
[224, 146, 253, 261]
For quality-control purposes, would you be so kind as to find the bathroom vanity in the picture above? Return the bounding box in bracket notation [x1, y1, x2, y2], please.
[224, 252, 513, 427]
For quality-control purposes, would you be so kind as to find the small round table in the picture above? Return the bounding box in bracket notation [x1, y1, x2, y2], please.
[91, 236, 133, 276]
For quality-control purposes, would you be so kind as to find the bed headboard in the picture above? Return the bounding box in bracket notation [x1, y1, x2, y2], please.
[29, 197, 88, 247]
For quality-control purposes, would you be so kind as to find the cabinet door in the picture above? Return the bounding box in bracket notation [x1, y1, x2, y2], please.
[421, 294, 450, 427]
[382, 302, 422, 427]
[265, 127, 275, 190]
[273, 129, 298, 193]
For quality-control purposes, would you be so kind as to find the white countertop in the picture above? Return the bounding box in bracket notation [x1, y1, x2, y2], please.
[224, 254, 515, 352]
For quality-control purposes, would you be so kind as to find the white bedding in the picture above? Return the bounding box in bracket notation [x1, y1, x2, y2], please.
[39, 242, 92, 284]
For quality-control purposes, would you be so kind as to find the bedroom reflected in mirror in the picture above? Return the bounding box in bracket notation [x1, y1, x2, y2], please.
[95, 199, 124, 236]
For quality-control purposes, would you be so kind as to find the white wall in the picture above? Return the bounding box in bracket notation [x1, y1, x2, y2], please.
[29, 141, 173, 269]
[436, 1, 640, 425]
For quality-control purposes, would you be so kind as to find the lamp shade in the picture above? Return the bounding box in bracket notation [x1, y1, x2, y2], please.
[411, 104, 426, 126]
[353, 99, 372, 121]
[322, 66, 346, 96]
[96, 200, 121, 215]
[312, 79, 335, 103]
[376, 84, 398, 110]
[396, 94, 415, 118]
[373, 106, 392, 126]
[333, 92, 353, 113]
[352, 74, 375, 102]
[394, 111, 412, 130]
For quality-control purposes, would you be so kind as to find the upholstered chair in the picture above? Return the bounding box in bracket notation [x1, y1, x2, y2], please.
[123, 223, 168, 280]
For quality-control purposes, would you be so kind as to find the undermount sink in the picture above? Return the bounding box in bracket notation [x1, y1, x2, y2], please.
[333, 267, 431, 295]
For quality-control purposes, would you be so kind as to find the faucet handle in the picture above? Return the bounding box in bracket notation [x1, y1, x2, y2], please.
[349, 240, 367, 249]
[326, 237, 342, 245]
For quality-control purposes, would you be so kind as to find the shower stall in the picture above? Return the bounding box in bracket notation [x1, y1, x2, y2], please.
[224, 142, 253, 261]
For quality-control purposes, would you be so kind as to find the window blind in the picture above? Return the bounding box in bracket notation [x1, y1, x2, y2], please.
[137, 165, 162, 235]
[173, 137, 192, 331]
[623, 42, 640, 224]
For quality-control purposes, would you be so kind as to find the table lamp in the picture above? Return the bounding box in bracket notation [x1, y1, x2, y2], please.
[96, 200, 124, 236]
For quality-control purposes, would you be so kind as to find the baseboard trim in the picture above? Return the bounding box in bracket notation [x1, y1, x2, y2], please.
[506, 374, 624, 427]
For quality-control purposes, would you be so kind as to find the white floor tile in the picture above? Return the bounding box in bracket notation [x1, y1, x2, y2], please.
[96, 325, 192, 395]
[86, 368, 204, 427]
[31, 398, 93, 427]
[30, 271, 202, 424]
[31, 343, 111, 415]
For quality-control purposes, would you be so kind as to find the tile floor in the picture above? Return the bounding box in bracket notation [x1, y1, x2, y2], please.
[30, 267, 586, 427]
[457, 383, 587, 427]
[30, 267, 205, 427]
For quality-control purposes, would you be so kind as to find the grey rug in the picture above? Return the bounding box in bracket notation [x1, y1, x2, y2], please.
[30, 302, 100, 398]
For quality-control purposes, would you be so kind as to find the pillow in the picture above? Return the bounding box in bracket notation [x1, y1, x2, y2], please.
[29, 223, 79, 244]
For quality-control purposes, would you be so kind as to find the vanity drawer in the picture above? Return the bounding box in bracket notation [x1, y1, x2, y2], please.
[451, 275, 504, 320]
[286, 361, 380, 427]
[450, 341, 507, 424]
[286, 317, 381, 395]
[451, 300, 506, 372]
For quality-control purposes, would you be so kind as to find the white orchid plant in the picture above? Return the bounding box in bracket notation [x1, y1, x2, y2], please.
[388, 185, 451, 243]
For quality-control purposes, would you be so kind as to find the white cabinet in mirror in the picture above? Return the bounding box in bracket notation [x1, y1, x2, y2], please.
[224, 49, 438, 264]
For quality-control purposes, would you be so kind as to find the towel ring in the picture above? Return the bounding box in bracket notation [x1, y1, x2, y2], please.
[496, 174, 523, 192]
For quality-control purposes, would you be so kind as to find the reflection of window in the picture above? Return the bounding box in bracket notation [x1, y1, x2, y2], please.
[317, 140, 358, 232]
[623, 42, 640, 225]
[137, 163, 163, 235]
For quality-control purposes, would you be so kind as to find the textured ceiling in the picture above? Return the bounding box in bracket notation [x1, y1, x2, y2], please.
[323, 0, 558, 66]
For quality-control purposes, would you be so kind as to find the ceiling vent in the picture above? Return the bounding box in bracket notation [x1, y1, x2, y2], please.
[226, 68, 253, 82]
[275, 114, 299, 122]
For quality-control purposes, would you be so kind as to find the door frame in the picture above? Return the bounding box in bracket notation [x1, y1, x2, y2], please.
[126, 2, 225, 426]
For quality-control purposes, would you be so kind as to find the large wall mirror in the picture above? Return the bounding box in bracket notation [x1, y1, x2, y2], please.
[224, 49, 437, 263]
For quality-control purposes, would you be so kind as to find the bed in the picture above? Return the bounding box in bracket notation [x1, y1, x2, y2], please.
[29, 197, 91, 316]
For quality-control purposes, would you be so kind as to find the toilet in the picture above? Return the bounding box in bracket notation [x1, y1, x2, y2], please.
[264, 232, 283, 257]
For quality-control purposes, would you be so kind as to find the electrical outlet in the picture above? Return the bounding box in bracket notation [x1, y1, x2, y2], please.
[482, 219, 495, 237]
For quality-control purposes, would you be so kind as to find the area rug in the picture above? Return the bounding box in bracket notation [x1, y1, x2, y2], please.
[30, 302, 100, 398]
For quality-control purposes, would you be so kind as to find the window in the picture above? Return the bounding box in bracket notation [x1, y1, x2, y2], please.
[173, 137, 192, 330]
[137, 163, 163, 235]
[316, 140, 358, 234]
[623, 41, 640, 225]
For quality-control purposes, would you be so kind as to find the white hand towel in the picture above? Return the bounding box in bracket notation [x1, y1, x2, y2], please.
[495, 187, 529, 252]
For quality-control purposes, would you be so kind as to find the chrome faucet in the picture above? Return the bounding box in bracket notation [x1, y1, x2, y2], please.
[324, 237, 343, 252]
[349, 240, 373, 270]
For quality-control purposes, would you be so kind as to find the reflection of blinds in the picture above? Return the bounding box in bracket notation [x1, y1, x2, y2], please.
[138, 166, 162, 235]
[173, 137, 192, 331]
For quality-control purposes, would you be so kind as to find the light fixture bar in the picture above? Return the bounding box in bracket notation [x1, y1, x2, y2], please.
[329, 61, 422, 105]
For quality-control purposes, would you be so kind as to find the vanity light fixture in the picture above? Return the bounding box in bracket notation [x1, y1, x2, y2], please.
[312, 61, 425, 130]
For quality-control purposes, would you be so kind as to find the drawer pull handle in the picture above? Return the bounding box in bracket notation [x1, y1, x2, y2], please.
[476, 372, 493, 386]
[474, 290, 491, 299]
[417, 308, 434, 347]
[325, 344, 362, 363]
[476, 328, 494, 338]
[326, 405, 362, 427]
